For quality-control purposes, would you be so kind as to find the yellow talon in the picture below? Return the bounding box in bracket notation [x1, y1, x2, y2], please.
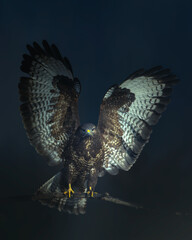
[64, 183, 74, 198]
[87, 187, 97, 197]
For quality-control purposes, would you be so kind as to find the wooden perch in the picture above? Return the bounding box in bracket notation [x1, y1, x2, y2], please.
[1, 192, 191, 216]
[0, 191, 142, 210]
[33, 191, 143, 209]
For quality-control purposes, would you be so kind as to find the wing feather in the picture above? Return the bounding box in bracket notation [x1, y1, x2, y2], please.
[19, 41, 80, 166]
[98, 66, 178, 175]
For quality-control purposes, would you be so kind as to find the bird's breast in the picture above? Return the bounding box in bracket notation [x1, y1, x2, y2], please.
[72, 134, 104, 165]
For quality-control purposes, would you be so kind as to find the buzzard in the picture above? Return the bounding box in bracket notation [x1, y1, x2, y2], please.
[19, 41, 178, 214]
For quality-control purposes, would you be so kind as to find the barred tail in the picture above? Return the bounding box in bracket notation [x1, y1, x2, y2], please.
[34, 171, 87, 215]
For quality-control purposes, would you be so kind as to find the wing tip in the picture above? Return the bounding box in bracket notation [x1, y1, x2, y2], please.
[20, 40, 74, 75]
[121, 65, 179, 87]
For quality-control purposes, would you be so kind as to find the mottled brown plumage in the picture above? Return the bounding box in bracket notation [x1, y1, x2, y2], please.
[62, 123, 104, 193]
[19, 41, 178, 214]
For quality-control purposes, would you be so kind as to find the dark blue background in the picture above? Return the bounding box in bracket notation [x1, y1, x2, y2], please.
[0, 0, 192, 239]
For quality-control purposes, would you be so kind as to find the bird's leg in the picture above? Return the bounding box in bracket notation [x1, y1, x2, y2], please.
[87, 185, 98, 198]
[87, 186, 95, 197]
[64, 183, 74, 198]
[63, 163, 75, 198]
[87, 168, 98, 198]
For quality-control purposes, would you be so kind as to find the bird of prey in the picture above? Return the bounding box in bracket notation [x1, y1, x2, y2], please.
[19, 40, 178, 214]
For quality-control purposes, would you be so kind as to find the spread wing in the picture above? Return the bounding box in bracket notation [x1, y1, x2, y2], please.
[98, 66, 178, 175]
[19, 41, 81, 166]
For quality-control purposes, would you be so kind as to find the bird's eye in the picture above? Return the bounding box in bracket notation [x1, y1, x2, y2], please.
[92, 128, 95, 131]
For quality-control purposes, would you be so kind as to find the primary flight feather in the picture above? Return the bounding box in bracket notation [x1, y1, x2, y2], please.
[19, 41, 178, 214]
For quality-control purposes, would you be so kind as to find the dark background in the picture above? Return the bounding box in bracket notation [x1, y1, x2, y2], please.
[0, 0, 192, 239]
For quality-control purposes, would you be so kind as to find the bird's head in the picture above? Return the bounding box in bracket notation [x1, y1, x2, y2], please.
[77, 123, 97, 138]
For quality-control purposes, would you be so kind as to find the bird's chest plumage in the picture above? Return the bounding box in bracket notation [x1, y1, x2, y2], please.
[66, 134, 104, 171]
